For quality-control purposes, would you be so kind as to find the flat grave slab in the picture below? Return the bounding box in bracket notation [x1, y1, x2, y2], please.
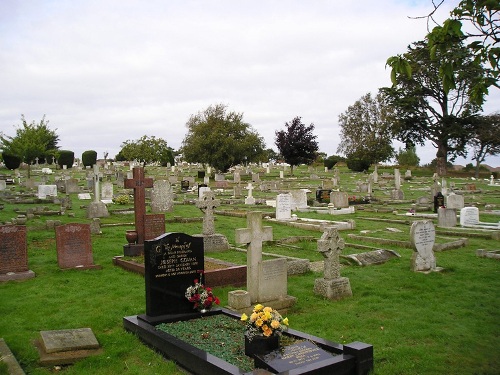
[35, 328, 102, 366]
[343, 249, 401, 266]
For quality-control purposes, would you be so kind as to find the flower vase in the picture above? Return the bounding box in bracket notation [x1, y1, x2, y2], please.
[125, 230, 138, 245]
[244, 333, 279, 357]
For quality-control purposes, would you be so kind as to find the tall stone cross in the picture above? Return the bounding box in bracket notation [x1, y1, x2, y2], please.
[317, 226, 345, 279]
[235, 211, 273, 303]
[124, 167, 154, 245]
[195, 190, 220, 235]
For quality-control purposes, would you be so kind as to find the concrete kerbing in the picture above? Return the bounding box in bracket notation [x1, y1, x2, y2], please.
[0, 338, 25, 375]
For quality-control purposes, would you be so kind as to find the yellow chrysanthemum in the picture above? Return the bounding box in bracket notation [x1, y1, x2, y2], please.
[282, 317, 289, 326]
[250, 312, 259, 322]
[254, 304, 264, 312]
[240, 313, 248, 322]
[255, 318, 263, 327]
[271, 320, 280, 329]
[264, 311, 272, 320]
[263, 306, 273, 313]
[262, 326, 272, 337]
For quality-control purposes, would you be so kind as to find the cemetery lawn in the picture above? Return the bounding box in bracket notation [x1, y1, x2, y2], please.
[0, 165, 499, 374]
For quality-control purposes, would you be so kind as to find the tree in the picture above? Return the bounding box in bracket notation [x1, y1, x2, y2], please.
[469, 112, 500, 178]
[387, 0, 499, 106]
[337, 92, 395, 167]
[383, 40, 483, 176]
[181, 104, 265, 172]
[117, 135, 174, 166]
[0, 115, 59, 177]
[275, 116, 319, 175]
[396, 145, 420, 167]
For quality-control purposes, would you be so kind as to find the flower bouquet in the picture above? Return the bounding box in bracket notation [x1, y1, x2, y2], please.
[241, 304, 289, 356]
[185, 271, 220, 312]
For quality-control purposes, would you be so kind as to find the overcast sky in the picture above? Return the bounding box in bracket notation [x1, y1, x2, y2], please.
[1, 0, 499, 167]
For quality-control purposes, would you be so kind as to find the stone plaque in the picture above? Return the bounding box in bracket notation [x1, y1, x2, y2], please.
[143, 232, 204, 317]
[0, 225, 28, 274]
[40, 328, 99, 354]
[258, 258, 287, 302]
[55, 223, 98, 269]
[343, 249, 401, 266]
[144, 214, 166, 240]
[255, 341, 338, 373]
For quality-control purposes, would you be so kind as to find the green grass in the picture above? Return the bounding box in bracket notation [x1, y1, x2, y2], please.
[0, 165, 499, 374]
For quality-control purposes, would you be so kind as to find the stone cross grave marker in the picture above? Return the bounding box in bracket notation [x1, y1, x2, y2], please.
[141, 232, 204, 321]
[124, 167, 154, 246]
[313, 226, 352, 300]
[195, 190, 220, 236]
[410, 220, 437, 272]
[55, 223, 101, 270]
[0, 225, 35, 281]
[235, 211, 273, 303]
[245, 182, 255, 205]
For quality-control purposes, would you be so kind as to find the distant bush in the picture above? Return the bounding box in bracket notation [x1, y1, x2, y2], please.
[346, 154, 371, 172]
[82, 150, 97, 167]
[324, 155, 345, 170]
[57, 150, 74, 169]
[2, 152, 21, 170]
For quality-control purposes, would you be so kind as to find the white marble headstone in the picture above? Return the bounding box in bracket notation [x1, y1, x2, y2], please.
[410, 220, 436, 272]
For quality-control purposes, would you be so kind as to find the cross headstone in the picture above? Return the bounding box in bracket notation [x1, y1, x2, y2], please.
[124, 167, 154, 246]
[313, 226, 352, 300]
[235, 212, 273, 303]
[245, 182, 255, 205]
[195, 190, 220, 236]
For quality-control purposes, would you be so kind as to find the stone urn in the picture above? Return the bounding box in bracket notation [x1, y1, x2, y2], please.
[125, 230, 138, 245]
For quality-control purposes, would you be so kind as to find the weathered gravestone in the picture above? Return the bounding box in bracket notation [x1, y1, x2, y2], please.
[445, 193, 464, 210]
[232, 212, 296, 310]
[275, 193, 292, 221]
[123, 167, 154, 256]
[313, 227, 352, 300]
[330, 191, 349, 208]
[144, 214, 166, 241]
[140, 232, 204, 322]
[343, 249, 401, 266]
[0, 225, 35, 281]
[437, 207, 457, 228]
[100, 181, 113, 202]
[194, 190, 229, 251]
[38, 185, 57, 199]
[290, 189, 308, 210]
[410, 220, 440, 272]
[55, 223, 101, 270]
[34, 327, 102, 366]
[150, 180, 173, 213]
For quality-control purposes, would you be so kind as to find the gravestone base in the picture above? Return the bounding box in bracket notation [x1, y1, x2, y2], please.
[123, 243, 144, 257]
[227, 295, 297, 316]
[86, 202, 109, 219]
[314, 277, 352, 300]
[34, 328, 102, 366]
[244, 196, 256, 205]
[60, 264, 102, 271]
[193, 234, 230, 252]
[0, 270, 35, 282]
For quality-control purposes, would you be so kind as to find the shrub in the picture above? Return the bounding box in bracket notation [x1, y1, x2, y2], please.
[2, 152, 21, 170]
[346, 154, 371, 172]
[113, 194, 130, 205]
[82, 150, 97, 167]
[323, 155, 345, 170]
[57, 150, 74, 169]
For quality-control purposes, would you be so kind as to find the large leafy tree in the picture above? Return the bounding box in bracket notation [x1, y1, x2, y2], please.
[116, 135, 174, 166]
[181, 104, 265, 172]
[383, 40, 483, 176]
[275, 116, 319, 175]
[387, 0, 499, 106]
[337, 92, 395, 167]
[0, 115, 59, 177]
[469, 112, 500, 178]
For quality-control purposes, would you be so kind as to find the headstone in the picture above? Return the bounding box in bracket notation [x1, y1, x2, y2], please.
[180, 180, 190, 191]
[279, 170, 284, 179]
[0, 225, 35, 281]
[65, 178, 79, 194]
[124, 167, 154, 251]
[252, 173, 260, 182]
[343, 249, 400, 266]
[410, 220, 437, 272]
[245, 183, 256, 205]
[276, 193, 292, 221]
[0, 180, 6, 191]
[35, 328, 102, 366]
[144, 214, 166, 240]
[433, 192, 445, 213]
[55, 223, 101, 270]
[460, 207, 480, 226]
[290, 189, 308, 209]
[195, 190, 229, 251]
[233, 185, 242, 198]
[437, 207, 457, 228]
[214, 173, 225, 182]
[446, 193, 464, 210]
[314, 227, 352, 300]
[38, 185, 57, 199]
[330, 191, 349, 208]
[101, 182, 113, 201]
[150, 180, 173, 213]
[233, 172, 241, 183]
[142, 232, 204, 319]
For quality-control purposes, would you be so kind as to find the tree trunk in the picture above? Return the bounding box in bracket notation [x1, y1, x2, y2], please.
[290, 165, 294, 176]
[474, 160, 480, 179]
[436, 143, 448, 177]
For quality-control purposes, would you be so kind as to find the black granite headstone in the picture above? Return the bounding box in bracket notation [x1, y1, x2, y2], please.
[315, 189, 331, 203]
[181, 180, 190, 191]
[144, 232, 204, 317]
[433, 192, 445, 213]
[254, 341, 339, 373]
[197, 171, 206, 179]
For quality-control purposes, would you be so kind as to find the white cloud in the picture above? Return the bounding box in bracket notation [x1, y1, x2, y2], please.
[0, 0, 498, 167]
